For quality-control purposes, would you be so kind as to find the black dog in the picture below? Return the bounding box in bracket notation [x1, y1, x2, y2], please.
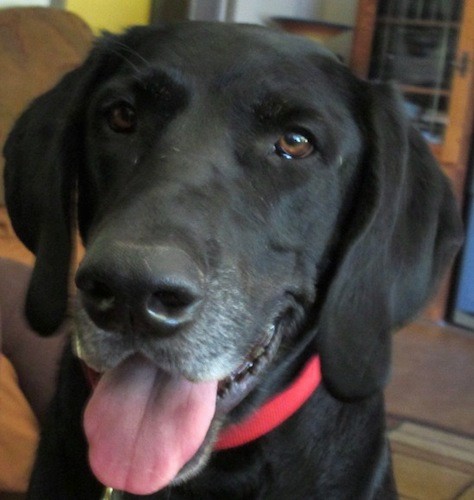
[4, 22, 462, 499]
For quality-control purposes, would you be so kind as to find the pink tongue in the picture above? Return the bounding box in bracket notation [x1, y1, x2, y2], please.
[83, 355, 217, 495]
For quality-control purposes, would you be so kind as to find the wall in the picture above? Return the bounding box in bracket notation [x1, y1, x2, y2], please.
[320, 0, 357, 24]
[0, 0, 50, 6]
[0, 0, 356, 34]
[226, 0, 320, 24]
[319, 0, 357, 61]
[65, 0, 151, 33]
[0, 0, 152, 33]
[186, 0, 356, 62]
[223, 0, 357, 63]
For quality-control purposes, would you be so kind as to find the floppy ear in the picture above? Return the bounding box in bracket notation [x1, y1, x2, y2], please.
[316, 83, 463, 400]
[3, 43, 113, 335]
[4, 28, 157, 335]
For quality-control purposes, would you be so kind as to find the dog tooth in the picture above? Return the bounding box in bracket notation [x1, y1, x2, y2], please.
[249, 363, 259, 375]
[218, 384, 230, 398]
[244, 360, 254, 372]
[253, 346, 266, 358]
[235, 362, 253, 382]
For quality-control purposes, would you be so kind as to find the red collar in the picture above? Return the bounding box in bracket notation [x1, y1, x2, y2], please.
[214, 355, 321, 450]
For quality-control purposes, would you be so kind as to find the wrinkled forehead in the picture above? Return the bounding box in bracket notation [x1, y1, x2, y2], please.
[102, 22, 340, 90]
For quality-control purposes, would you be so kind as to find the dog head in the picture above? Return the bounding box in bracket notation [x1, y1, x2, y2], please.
[4, 22, 462, 494]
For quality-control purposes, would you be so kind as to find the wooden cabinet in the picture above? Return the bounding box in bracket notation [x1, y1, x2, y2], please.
[350, 0, 474, 322]
[350, 0, 474, 199]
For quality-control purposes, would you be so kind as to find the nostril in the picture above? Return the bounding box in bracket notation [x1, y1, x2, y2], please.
[154, 289, 193, 309]
[146, 286, 199, 326]
[75, 244, 204, 334]
[80, 280, 116, 312]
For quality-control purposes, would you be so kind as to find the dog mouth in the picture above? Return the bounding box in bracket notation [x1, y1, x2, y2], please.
[81, 320, 281, 410]
[216, 322, 281, 412]
[79, 318, 284, 496]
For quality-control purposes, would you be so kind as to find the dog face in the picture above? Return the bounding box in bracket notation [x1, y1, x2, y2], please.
[73, 26, 362, 383]
[4, 23, 462, 495]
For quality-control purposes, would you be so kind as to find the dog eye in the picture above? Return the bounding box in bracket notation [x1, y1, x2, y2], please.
[274, 130, 314, 159]
[106, 102, 137, 134]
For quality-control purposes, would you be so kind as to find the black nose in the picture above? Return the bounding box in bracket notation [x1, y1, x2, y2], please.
[75, 244, 203, 336]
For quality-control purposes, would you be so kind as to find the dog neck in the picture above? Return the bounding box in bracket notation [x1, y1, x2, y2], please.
[214, 355, 321, 450]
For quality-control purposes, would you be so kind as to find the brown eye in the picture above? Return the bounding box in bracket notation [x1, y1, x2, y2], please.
[275, 130, 314, 159]
[106, 102, 137, 133]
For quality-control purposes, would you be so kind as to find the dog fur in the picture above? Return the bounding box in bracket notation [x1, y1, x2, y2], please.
[4, 22, 462, 499]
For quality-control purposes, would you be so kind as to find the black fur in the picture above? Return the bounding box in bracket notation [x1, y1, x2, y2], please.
[4, 23, 462, 499]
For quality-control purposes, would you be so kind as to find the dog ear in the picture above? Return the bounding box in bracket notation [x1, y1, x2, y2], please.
[4, 28, 156, 335]
[3, 43, 111, 335]
[316, 83, 463, 400]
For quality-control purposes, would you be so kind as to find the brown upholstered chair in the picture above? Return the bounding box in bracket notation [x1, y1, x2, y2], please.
[0, 10, 92, 497]
[0, 6, 93, 206]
